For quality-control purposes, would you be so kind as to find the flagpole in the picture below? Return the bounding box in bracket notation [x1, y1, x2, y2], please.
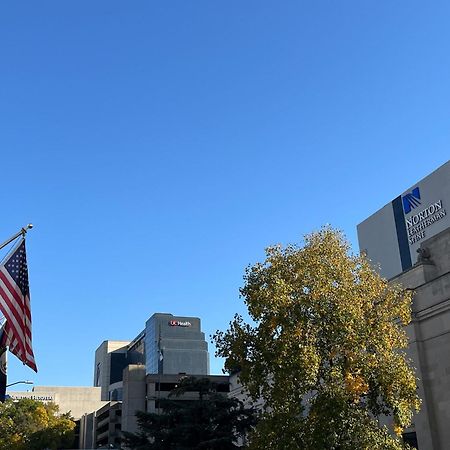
[0, 224, 33, 252]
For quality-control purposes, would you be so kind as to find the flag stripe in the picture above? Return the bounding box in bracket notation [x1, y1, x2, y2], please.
[0, 271, 25, 323]
[0, 290, 25, 345]
[0, 275, 28, 338]
[0, 269, 30, 322]
[0, 268, 24, 304]
[0, 284, 27, 358]
[0, 279, 27, 337]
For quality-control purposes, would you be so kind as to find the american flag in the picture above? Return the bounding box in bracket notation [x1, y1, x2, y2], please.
[0, 238, 37, 372]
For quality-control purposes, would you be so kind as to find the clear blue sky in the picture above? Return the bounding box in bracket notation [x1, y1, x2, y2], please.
[1, 1, 449, 388]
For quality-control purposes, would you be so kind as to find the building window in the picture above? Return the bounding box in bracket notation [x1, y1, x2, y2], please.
[403, 432, 418, 449]
[95, 363, 101, 387]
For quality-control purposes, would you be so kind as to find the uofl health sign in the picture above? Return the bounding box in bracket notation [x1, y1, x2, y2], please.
[357, 160, 450, 279]
[169, 320, 192, 327]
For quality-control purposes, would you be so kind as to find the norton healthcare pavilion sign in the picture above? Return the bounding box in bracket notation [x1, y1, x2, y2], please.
[404, 188, 447, 245]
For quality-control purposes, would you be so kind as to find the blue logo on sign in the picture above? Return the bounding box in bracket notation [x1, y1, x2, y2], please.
[402, 187, 421, 214]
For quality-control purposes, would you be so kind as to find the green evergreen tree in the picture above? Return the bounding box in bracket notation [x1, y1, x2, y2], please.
[122, 377, 257, 449]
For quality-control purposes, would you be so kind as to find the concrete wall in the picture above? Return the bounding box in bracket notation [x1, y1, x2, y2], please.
[94, 340, 130, 401]
[121, 371, 229, 434]
[95, 401, 122, 448]
[358, 202, 403, 279]
[79, 411, 96, 449]
[394, 228, 450, 450]
[121, 364, 146, 434]
[229, 371, 264, 413]
[7, 386, 107, 420]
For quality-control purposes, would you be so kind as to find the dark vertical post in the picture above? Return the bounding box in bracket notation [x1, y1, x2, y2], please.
[0, 348, 7, 402]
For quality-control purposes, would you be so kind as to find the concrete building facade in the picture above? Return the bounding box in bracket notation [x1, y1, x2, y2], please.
[392, 228, 450, 450]
[92, 314, 209, 402]
[79, 400, 122, 449]
[121, 367, 229, 434]
[358, 160, 450, 280]
[94, 340, 130, 402]
[358, 161, 450, 450]
[80, 312, 213, 446]
[6, 386, 107, 420]
[144, 313, 209, 376]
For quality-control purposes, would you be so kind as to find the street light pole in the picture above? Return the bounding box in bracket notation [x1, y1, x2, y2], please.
[6, 380, 33, 388]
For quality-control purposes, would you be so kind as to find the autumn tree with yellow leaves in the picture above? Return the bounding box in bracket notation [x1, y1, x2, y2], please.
[0, 398, 76, 450]
[214, 228, 420, 450]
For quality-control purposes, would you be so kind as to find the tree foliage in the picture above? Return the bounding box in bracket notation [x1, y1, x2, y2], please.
[122, 376, 257, 449]
[213, 228, 420, 450]
[0, 398, 76, 450]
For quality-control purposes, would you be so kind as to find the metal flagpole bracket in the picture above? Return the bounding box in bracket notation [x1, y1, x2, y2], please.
[0, 224, 33, 252]
[21, 224, 33, 237]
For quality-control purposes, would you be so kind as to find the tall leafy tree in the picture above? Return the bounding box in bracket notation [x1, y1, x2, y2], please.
[214, 228, 420, 450]
[122, 376, 257, 449]
[0, 398, 76, 450]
